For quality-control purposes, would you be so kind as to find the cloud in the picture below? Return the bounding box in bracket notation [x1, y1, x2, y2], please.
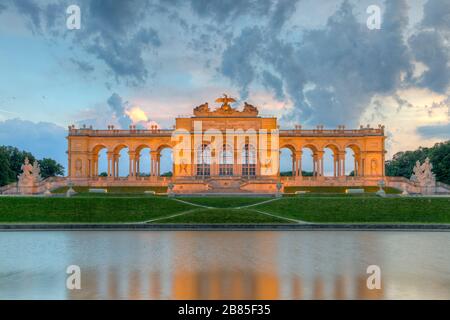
[0, 118, 67, 169]
[262, 71, 285, 101]
[77, 93, 159, 129]
[220, 27, 263, 99]
[219, 0, 413, 127]
[409, 31, 450, 93]
[69, 58, 95, 73]
[421, 0, 450, 31]
[7, 0, 162, 86]
[187, 0, 272, 22]
[417, 123, 450, 140]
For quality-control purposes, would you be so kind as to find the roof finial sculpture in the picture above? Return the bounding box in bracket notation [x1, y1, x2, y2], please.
[215, 93, 236, 111]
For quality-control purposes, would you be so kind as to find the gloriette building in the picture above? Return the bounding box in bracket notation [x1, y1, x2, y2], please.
[67, 95, 386, 193]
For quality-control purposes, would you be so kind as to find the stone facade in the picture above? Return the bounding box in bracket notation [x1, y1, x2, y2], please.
[67, 96, 386, 193]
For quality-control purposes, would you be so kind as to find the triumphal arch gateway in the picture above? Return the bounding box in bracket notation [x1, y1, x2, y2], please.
[67, 95, 386, 193]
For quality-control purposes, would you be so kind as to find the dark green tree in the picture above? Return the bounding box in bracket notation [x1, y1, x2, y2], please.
[385, 141, 450, 184]
[429, 141, 450, 185]
[0, 151, 15, 186]
[37, 158, 64, 179]
[0, 146, 35, 179]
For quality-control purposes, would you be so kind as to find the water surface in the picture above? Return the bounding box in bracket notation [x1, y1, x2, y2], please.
[0, 231, 449, 299]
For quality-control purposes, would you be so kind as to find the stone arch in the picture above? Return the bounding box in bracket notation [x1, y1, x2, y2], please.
[157, 145, 174, 177]
[345, 143, 363, 176]
[111, 144, 131, 177]
[90, 144, 108, 178]
[279, 143, 297, 153]
[301, 144, 320, 176]
[280, 146, 295, 176]
[134, 144, 152, 177]
[323, 143, 341, 177]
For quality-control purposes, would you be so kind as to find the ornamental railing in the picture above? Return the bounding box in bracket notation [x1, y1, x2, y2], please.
[279, 128, 384, 136]
[68, 129, 174, 137]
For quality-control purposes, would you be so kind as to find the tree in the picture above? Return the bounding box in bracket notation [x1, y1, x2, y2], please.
[0, 152, 15, 186]
[38, 158, 64, 179]
[385, 141, 450, 184]
[0, 146, 35, 180]
[0, 146, 65, 186]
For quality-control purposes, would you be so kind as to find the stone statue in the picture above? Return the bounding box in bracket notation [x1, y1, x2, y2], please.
[194, 102, 210, 114]
[19, 157, 33, 180]
[215, 94, 236, 112]
[410, 157, 436, 195]
[18, 157, 42, 194]
[243, 102, 259, 115]
[32, 160, 42, 182]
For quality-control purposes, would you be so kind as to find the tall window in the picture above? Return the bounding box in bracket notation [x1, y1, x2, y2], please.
[196, 144, 211, 177]
[242, 144, 256, 177]
[219, 144, 233, 176]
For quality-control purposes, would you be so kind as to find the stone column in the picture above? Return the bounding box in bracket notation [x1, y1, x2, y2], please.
[233, 149, 240, 177]
[314, 151, 324, 177]
[312, 154, 317, 177]
[136, 157, 140, 177]
[114, 155, 120, 178]
[291, 154, 296, 177]
[128, 152, 135, 179]
[295, 150, 302, 178]
[107, 152, 114, 179]
[150, 151, 158, 177]
[157, 153, 161, 176]
[341, 152, 346, 176]
[149, 151, 153, 177]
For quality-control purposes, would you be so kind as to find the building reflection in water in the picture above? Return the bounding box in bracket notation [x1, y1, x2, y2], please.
[67, 231, 384, 300]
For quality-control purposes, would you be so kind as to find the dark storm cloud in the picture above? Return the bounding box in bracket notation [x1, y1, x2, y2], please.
[76, 0, 161, 86]
[262, 71, 285, 101]
[409, 31, 450, 93]
[269, 0, 300, 32]
[220, 0, 412, 126]
[188, 0, 272, 21]
[107, 93, 132, 129]
[421, 0, 450, 31]
[408, 0, 450, 94]
[416, 123, 450, 140]
[7, 0, 161, 86]
[220, 27, 263, 99]
[4, 0, 450, 129]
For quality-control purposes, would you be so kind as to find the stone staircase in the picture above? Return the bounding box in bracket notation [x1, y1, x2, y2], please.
[206, 177, 245, 193]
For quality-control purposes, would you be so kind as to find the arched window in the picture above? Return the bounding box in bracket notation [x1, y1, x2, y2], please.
[242, 144, 256, 177]
[219, 144, 233, 176]
[196, 144, 211, 177]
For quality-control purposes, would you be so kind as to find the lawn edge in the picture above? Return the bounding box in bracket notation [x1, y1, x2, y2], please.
[0, 223, 449, 231]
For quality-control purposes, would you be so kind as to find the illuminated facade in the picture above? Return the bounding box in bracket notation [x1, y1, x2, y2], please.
[67, 95, 386, 193]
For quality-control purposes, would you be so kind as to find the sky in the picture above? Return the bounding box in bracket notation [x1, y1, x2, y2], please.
[0, 0, 450, 174]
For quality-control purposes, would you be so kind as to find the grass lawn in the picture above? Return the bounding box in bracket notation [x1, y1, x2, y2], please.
[256, 197, 450, 223]
[0, 197, 191, 223]
[154, 208, 289, 224]
[1, 194, 449, 224]
[174, 197, 273, 208]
